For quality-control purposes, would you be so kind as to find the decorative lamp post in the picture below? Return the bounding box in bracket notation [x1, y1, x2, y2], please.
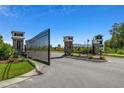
[87, 39, 90, 56]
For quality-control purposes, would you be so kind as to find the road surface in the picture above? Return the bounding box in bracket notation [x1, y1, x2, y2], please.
[7, 52, 124, 88]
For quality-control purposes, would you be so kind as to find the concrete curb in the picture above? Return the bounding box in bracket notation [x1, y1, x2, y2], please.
[66, 56, 108, 62]
[28, 59, 45, 74]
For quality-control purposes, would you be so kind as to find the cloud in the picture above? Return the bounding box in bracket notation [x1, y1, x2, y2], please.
[0, 5, 85, 17]
[0, 5, 14, 16]
[1, 5, 105, 17]
[0, 5, 30, 17]
[47, 5, 82, 15]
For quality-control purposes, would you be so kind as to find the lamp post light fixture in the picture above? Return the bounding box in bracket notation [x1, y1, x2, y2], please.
[87, 39, 90, 56]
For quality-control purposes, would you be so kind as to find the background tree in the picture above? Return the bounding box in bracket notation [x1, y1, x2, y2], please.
[0, 35, 15, 60]
[104, 22, 124, 54]
[0, 35, 3, 44]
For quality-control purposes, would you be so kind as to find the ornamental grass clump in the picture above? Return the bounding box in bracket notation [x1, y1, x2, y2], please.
[100, 56, 106, 60]
[88, 54, 93, 59]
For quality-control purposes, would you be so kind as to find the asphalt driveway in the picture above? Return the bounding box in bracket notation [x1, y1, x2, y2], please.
[7, 52, 124, 88]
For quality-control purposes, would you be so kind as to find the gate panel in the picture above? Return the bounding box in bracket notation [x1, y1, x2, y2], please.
[26, 28, 50, 65]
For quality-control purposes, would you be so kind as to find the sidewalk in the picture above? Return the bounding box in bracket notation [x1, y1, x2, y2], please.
[0, 59, 45, 88]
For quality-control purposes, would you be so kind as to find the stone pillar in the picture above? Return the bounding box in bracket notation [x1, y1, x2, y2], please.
[64, 36, 73, 56]
[11, 31, 25, 53]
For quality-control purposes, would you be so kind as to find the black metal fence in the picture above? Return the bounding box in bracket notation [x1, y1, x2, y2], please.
[26, 28, 50, 65]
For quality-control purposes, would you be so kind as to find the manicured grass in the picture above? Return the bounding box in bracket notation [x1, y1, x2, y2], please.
[0, 60, 34, 81]
[51, 51, 64, 53]
[104, 53, 124, 58]
[71, 53, 80, 57]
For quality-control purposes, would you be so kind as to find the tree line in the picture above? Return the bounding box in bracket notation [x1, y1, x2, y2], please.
[104, 23, 124, 54]
[0, 35, 16, 60]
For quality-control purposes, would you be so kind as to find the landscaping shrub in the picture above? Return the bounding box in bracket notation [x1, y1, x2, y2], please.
[104, 47, 116, 54]
[8, 56, 15, 62]
[88, 54, 93, 59]
[79, 53, 81, 57]
[71, 54, 73, 56]
[100, 56, 106, 60]
[0, 36, 16, 60]
[51, 47, 64, 51]
[18, 58, 27, 62]
[116, 49, 124, 55]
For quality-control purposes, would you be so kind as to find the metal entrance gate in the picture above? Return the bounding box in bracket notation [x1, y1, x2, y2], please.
[26, 28, 50, 65]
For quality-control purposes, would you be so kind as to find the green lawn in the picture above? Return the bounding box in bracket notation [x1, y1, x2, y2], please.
[51, 50, 64, 53]
[104, 53, 124, 58]
[0, 60, 34, 81]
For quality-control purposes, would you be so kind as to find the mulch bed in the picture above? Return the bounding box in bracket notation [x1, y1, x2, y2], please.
[66, 56, 108, 62]
[0, 60, 9, 64]
[0, 59, 21, 64]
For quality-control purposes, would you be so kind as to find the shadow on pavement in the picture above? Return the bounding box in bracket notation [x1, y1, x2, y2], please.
[50, 55, 65, 59]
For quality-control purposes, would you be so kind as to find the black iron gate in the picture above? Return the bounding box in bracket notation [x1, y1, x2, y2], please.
[26, 28, 50, 65]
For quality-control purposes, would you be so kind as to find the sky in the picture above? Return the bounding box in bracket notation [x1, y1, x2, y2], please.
[0, 5, 124, 47]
